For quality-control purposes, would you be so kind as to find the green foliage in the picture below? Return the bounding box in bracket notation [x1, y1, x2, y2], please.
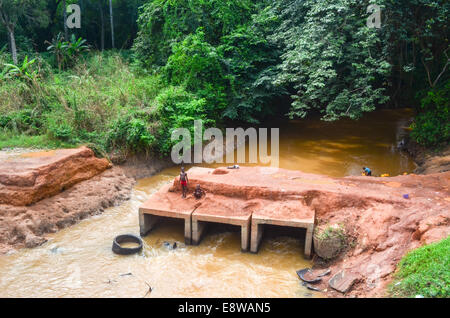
[0, 52, 159, 154]
[66, 34, 90, 62]
[153, 86, 213, 155]
[218, 7, 284, 122]
[271, 0, 391, 120]
[107, 110, 156, 154]
[1, 55, 38, 83]
[0, 109, 42, 133]
[314, 224, 346, 243]
[0, 0, 448, 156]
[46, 113, 74, 141]
[0, 52, 214, 157]
[0, 132, 76, 150]
[163, 29, 229, 119]
[389, 237, 450, 298]
[411, 81, 450, 147]
[46, 33, 89, 70]
[133, 0, 256, 68]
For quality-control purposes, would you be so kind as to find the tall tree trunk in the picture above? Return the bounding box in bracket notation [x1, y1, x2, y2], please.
[63, 0, 68, 40]
[109, 0, 115, 49]
[78, 0, 84, 39]
[6, 28, 11, 53]
[0, 5, 17, 64]
[99, 4, 105, 51]
[7, 25, 17, 65]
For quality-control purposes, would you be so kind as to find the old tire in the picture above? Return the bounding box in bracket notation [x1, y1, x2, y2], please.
[112, 234, 143, 255]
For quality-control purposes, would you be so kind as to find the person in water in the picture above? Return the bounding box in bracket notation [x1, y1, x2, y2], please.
[193, 184, 205, 200]
[362, 167, 372, 176]
[180, 167, 189, 198]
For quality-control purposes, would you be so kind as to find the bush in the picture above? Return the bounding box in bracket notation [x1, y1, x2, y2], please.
[411, 82, 450, 147]
[0, 109, 42, 133]
[107, 110, 156, 154]
[389, 237, 450, 298]
[46, 113, 74, 142]
[153, 86, 214, 155]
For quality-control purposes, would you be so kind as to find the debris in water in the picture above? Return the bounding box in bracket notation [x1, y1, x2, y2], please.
[296, 268, 322, 284]
[50, 247, 63, 254]
[163, 241, 178, 250]
[143, 281, 153, 298]
[403, 194, 410, 199]
[104, 279, 117, 284]
[317, 269, 331, 277]
[328, 270, 359, 293]
[120, 272, 133, 277]
[305, 284, 322, 292]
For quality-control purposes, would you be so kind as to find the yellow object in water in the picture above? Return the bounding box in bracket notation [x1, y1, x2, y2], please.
[381, 173, 390, 177]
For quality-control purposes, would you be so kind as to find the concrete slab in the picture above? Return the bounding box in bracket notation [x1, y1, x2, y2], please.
[138, 184, 201, 244]
[250, 200, 315, 258]
[328, 270, 360, 293]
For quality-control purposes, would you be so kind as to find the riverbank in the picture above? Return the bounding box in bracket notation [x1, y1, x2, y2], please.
[0, 147, 174, 254]
[404, 139, 450, 175]
[312, 171, 449, 297]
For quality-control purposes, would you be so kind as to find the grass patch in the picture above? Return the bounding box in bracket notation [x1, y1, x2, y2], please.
[0, 132, 77, 150]
[389, 236, 450, 298]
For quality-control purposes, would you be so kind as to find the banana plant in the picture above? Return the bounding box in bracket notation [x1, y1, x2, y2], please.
[46, 33, 68, 71]
[46, 33, 89, 70]
[2, 55, 37, 82]
[66, 34, 90, 59]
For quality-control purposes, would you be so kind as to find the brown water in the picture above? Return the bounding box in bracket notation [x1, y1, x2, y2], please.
[0, 109, 416, 298]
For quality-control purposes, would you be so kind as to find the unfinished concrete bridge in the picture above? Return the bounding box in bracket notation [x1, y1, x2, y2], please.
[139, 166, 321, 257]
[139, 165, 449, 258]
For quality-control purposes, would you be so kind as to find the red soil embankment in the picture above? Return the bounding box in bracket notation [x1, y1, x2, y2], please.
[0, 147, 134, 254]
[309, 172, 450, 297]
[0, 147, 111, 206]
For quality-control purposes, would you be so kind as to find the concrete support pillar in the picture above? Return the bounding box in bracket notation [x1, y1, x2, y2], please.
[241, 224, 250, 252]
[304, 224, 314, 259]
[192, 219, 207, 245]
[139, 211, 159, 237]
[250, 222, 264, 253]
[184, 217, 192, 245]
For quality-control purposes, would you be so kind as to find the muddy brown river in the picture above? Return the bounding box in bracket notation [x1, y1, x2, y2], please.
[0, 109, 416, 297]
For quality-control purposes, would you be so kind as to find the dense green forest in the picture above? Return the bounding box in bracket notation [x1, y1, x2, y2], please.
[0, 0, 448, 156]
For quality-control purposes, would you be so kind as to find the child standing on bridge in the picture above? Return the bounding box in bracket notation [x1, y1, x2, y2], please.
[180, 167, 189, 198]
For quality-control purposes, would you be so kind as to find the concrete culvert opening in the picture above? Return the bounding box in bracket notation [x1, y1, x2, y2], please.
[139, 214, 188, 241]
[192, 221, 249, 252]
[251, 224, 312, 258]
